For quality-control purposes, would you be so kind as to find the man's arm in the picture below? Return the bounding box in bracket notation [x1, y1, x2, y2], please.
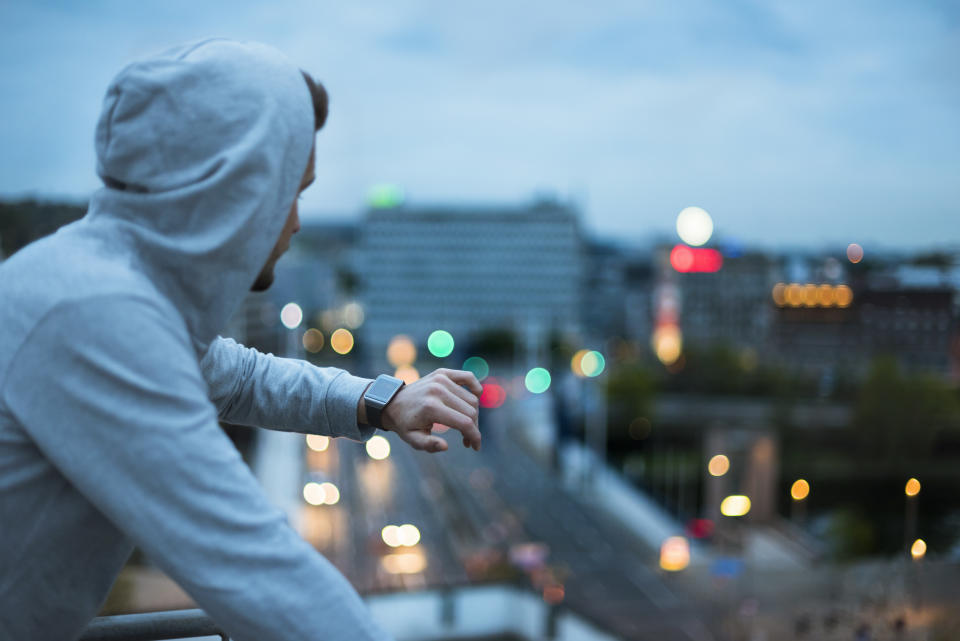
[202, 337, 485, 453]
[201, 336, 375, 441]
[4, 297, 391, 641]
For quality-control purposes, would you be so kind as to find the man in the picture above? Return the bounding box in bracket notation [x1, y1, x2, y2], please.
[0, 39, 482, 641]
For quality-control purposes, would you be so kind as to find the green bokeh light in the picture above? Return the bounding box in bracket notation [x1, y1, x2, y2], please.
[368, 184, 405, 209]
[427, 330, 455, 358]
[525, 367, 552, 394]
[582, 351, 606, 377]
[462, 356, 489, 381]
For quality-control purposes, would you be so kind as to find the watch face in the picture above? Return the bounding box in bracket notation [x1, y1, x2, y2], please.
[368, 377, 400, 402]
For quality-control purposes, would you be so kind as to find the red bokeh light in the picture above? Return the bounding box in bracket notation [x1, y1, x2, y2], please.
[686, 518, 714, 539]
[670, 244, 723, 273]
[480, 378, 507, 409]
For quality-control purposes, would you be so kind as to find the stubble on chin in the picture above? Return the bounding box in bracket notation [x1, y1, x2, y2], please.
[250, 263, 275, 292]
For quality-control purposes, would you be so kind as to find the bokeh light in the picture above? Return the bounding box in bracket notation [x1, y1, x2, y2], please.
[816, 284, 834, 306]
[791, 479, 810, 500]
[785, 284, 803, 307]
[303, 482, 325, 506]
[581, 351, 606, 377]
[302, 328, 324, 353]
[720, 495, 751, 517]
[670, 244, 694, 272]
[771, 283, 786, 306]
[382, 525, 402, 547]
[543, 585, 565, 605]
[427, 330, 455, 358]
[394, 365, 420, 384]
[708, 454, 730, 477]
[676, 206, 714, 246]
[398, 524, 421, 546]
[911, 538, 927, 560]
[387, 335, 417, 367]
[319, 482, 340, 505]
[905, 477, 921, 497]
[802, 284, 818, 307]
[280, 302, 303, 329]
[365, 435, 391, 460]
[774, 284, 852, 309]
[670, 244, 723, 273]
[525, 367, 551, 394]
[342, 302, 365, 329]
[652, 326, 682, 366]
[305, 434, 329, 452]
[462, 356, 490, 381]
[368, 184, 405, 209]
[480, 378, 507, 409]
[835, 285, 853, 307]
[659, 536, 691, 571]
[847, 243, 864, 263]
[571, 349, 590, 377]
[330, 328, 354, 354]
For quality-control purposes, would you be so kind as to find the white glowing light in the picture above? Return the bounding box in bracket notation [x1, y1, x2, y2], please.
[305, 434, 329, 452]
[319, 482, 339, 505]
[720, 495, 751, 517]
[303, 482, 325, 506]
[365, 435, 391, 460]
[343, 302, 365, 329]
[280, 303, 303, 329]
[676, 207, 714, 247]
[398, 524, 421, 546]
[382, 525, 402, 547]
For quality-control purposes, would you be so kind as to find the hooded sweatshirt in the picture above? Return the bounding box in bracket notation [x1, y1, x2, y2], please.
[0, 39, 390, 641]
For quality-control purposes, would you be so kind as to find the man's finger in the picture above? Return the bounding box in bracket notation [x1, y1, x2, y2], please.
[437, 375, 480, 414]
[428, 404, 481, 450]
[439, 369, 483, 398]
[402, 430, 449, 453]
[435, 385, 478, 427]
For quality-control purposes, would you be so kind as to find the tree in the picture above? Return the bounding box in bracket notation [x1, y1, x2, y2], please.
[853, 356, 960, 463]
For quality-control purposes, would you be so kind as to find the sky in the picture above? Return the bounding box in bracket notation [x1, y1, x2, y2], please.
[1, 0, 958, 250]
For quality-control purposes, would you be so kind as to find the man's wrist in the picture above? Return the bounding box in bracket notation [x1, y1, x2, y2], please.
[357, 382, 373, 427]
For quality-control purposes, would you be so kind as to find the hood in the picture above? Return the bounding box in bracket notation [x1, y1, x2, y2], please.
[84, 38, 314, 356]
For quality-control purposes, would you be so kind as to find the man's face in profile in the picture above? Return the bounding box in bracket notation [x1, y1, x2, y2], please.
[251, 146, 316, 292]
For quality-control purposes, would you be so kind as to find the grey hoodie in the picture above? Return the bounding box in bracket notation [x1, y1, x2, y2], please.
[0, 39, 390, 641]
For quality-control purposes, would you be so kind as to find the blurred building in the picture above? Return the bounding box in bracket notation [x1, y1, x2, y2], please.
[669, 249, 781, 351]
[772, 282, 957, 378]
[357, 199, 583, 370]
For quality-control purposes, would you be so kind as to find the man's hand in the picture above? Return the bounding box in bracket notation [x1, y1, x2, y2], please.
[381, 368, 483, 453]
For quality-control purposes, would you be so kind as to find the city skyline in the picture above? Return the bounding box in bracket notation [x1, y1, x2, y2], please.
[2, 1, 958, 249]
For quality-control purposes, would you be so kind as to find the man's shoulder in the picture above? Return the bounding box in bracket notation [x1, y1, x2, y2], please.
[0, 228, 180, 384]
[1, 226, 161, 311]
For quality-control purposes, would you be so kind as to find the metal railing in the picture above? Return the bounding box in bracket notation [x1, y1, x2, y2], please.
[78, 608, 227, 641]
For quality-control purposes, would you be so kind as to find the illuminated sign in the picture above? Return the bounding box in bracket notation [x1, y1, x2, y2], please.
[670, 244, 723, 273]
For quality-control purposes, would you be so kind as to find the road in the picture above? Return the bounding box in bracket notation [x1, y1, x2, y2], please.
[298, 399, 715, 641]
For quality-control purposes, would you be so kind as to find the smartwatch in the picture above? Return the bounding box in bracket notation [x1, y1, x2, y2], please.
[363, 374, 405, 429]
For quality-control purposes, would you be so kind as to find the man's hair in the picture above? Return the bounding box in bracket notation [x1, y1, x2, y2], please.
[301, 72, 329, 131]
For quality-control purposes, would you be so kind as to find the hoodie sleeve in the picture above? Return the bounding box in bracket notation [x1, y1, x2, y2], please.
[201, 336, 376, 442]
[3, 296, 392, 641]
